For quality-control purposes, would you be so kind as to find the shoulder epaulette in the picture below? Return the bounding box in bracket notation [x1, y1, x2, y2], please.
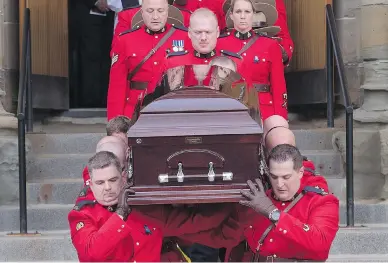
[304, 167, 316, 176]
[167, 50, 189, 58]
[73, 199, 97, 211]
[122, 5, 140, 11]
[220, 49, 242, 59]
[172, 24, 188, 32]
[176, 7, 192, 14]
[303, 186, 328, 196]
[255, 32, 272, 39]
[78, 185, 90, 197]
[119, 26, 141, 36]
[218, 31, 231, 39]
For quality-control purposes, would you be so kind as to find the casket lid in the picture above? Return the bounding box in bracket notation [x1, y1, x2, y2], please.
[141, 88, 246, 114]
[128, 89, 263, 138]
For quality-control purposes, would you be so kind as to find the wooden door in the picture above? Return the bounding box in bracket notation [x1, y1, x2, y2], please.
[284, 0, 332, 72]
[19, 0, 69, 109]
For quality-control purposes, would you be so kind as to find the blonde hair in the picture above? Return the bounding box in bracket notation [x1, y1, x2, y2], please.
[189, 8, 218, 28]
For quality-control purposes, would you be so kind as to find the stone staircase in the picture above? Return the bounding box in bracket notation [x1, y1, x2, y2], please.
[0, 123, 386, 261]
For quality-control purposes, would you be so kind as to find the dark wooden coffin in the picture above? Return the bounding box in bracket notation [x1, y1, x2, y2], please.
[127, 88, 263, 205]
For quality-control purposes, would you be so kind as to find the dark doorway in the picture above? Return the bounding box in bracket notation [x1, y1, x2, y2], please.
[68, 0, 115, 109]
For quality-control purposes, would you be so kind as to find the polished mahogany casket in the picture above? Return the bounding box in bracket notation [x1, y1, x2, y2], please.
[127, 87, 263, 205]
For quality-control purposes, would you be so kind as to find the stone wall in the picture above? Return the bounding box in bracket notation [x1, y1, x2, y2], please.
[334, 0, 363, 107]
[332, 0, 388, 200]
[0, 0, 25, 205]
[0, 0, 19, 113]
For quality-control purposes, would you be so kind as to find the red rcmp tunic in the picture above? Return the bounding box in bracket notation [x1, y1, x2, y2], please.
[274, 0, 294, 65]
[178, 175, 339, 262]
[107, 24, 189, 120]
[217, 29, 288, 120]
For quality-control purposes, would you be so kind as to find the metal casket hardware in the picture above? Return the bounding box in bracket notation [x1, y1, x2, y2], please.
[223, 172, 233, 181]
[177, 162, 184, 182]
[158, 174, 169, 183]
[208, 162, 216, 182]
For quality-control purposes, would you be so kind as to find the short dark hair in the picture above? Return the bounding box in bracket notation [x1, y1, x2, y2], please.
[268, 144, 303, 170]
[88, 151, 122, 177]
[106, 115, 131, 136]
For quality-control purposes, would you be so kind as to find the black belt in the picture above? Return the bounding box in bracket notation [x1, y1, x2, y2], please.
[256, 255, 324, 262]
[130, 81, 148, 90]
[253, 83, 270, 92]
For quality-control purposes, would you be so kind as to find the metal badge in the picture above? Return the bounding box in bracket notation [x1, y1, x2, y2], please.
[76, 222, 84, 231]
[254, 56, 259, 63]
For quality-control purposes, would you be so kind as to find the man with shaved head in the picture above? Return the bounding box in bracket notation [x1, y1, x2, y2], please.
[162, 8, 241, 88]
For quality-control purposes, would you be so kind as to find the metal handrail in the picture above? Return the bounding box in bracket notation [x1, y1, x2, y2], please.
[16, 8, 33, 234]
[325, 4, 354, 227]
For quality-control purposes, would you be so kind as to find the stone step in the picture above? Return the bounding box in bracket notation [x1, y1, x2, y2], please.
[327, 254, 388, 262]
[0, 226, 388, 261]
[3, 197, 387, 232]
[302, 149, 342, 176]
[27, 174, 344, 206]
[26, 149, 341, 181]
[27, 129, 339, 155]
[0, 204, 72, 232]
[330, 224, 388, 255]
[27, 153, 91, 181]
[27, 133, 105, 155]
[293, 128, 340, 151]
[0, 230, 76, 261]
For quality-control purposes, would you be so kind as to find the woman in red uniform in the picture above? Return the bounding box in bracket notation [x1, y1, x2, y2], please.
[217, 0, 288, 121]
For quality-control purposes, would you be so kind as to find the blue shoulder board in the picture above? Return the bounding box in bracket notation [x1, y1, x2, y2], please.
[303, 186, 328, 196]
[167, 50, 189, 58]
[176, 7, 192, 14]
[119, 26, 141, 36]
[220, 49, 242, 59]
[123, 5, 140, 11]
[73, 199, 97, 211]
[218, 31, 231, 38]
[78, 185, 90, 197]
[173, 24, 188, 32]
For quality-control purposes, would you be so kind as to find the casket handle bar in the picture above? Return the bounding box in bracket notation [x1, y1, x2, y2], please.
[158, 161, 233, 184]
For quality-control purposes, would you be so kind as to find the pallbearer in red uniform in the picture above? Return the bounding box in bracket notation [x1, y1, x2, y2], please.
[223, 0, 294, 66]
[178, 144, 339, 262]
[172, 0, 226, 31]
[69, 151, 233, 262]
[218, 0, 288, 121]
[107, 0, 190, 120]
[163, 8, 242, 87]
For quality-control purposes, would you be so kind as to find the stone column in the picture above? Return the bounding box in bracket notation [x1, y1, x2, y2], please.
[0, 0, 26, 205]
[334, 0, 363, 106]
[0, 0, 18, 130]
[354, 0, 388, 121]
[333, 0, 388, 200]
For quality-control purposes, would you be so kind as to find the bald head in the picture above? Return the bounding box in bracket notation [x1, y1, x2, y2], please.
[265, 127, 296, 152]
[188, 8, 219, 54]
[263, 115, 289, 136]
[189, 8, 218, 28]
[96, 136, 127, 168]
[262, 115, 295, 151]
